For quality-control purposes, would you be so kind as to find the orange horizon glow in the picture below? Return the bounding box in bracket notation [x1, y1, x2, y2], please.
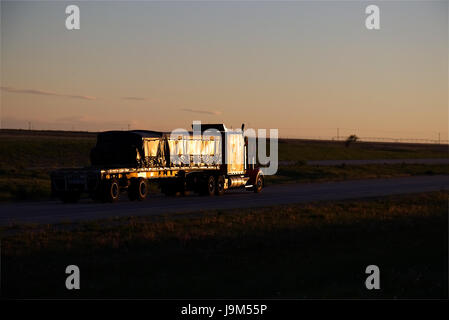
[1, 1, 447, 141]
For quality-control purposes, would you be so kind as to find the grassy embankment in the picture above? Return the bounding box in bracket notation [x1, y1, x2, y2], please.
[1, 191, 447, 298]
[0, 131, 94, 201]
[266, 139, 449, 184]
[0, 129, 448, 201]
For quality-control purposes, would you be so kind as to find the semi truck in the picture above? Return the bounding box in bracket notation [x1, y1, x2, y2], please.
[50, 123, 264, 203]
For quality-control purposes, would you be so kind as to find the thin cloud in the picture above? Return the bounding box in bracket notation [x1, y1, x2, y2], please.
[56, 115, 93, 123]
[122, 97, 146, 101]
[1, 86, 96, 101]
[181, 108, 222, 116]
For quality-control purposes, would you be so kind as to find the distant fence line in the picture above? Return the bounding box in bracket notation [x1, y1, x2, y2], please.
[1, 128, 448, 145]
[353, 137, 448, 145]
[284, 136, 449, 145]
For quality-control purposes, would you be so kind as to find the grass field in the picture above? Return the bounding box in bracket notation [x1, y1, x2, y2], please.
[1, 191, 447, 298]
[278, 138, 449, 161]
[0, 129, 448, 201]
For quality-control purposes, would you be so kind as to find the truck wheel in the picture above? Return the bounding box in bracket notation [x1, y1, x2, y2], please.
[129, 178, 148, 201]
[215, 175, 225, 196]
[253, 174, 264, 193]
[105, 179, 120, 202]
[60, 191, 80, 203]
[201, 175, 215, 196]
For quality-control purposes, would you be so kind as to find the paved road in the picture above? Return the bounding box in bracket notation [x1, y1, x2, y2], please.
[0, 175, 447, 226]
[307, 158, 449, 166]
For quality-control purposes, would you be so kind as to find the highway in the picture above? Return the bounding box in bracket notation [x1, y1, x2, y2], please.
[0, 175, 447, 225]
[307, 158, 449, 166]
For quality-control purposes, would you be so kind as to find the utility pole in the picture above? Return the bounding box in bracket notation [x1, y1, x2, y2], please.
[337, 128, 339, 141]
[438, 132, 440, 144]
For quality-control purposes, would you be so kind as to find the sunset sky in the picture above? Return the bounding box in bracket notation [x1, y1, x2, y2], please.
[1, 1, 447, 140]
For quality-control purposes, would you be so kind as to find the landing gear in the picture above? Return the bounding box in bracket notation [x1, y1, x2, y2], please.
[128, 178, 148, 201]
[161, 178, 186, 196]
[161, 183, 177, 196]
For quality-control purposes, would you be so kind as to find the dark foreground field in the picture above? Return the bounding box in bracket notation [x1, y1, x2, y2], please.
[2, 191, 447, 299]
[1, 129, 448, 201]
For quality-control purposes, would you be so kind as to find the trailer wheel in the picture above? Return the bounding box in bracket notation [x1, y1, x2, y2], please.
[215, 175, 225, 196]
[201, 175, 215, 196]
[129, 178, 148, 201]
[253, 174, 264, 193]
[60, 191, 80, 203]
[105, 179, 120, 202]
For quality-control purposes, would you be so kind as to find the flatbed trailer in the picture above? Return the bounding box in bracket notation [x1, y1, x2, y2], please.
[51, 123, 264, 203]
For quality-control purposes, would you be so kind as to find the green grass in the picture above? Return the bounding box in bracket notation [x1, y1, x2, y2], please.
[0, 170, 50, 201]
[0, 134, 94, 169]
[0, 129, 447, 201]
[1, 192, 447, 298]
[0, 131, 95, 201]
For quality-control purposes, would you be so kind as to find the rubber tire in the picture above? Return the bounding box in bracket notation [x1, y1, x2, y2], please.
[104, 179, 120, 202]
[253, 174, 264, 193]
[129, 178, 148, 201]
[201, 175, 215, 196]
[215, 175, 225, 196]
[136, 178, 148, 201]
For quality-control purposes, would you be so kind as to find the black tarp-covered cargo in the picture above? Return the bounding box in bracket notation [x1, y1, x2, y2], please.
[90, 130, 165, 168]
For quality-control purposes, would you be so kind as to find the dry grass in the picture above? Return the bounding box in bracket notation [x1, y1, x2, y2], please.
[2, 191, 447, 298]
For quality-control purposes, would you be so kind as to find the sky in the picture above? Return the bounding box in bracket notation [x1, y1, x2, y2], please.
[1, 0, 448, 140]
